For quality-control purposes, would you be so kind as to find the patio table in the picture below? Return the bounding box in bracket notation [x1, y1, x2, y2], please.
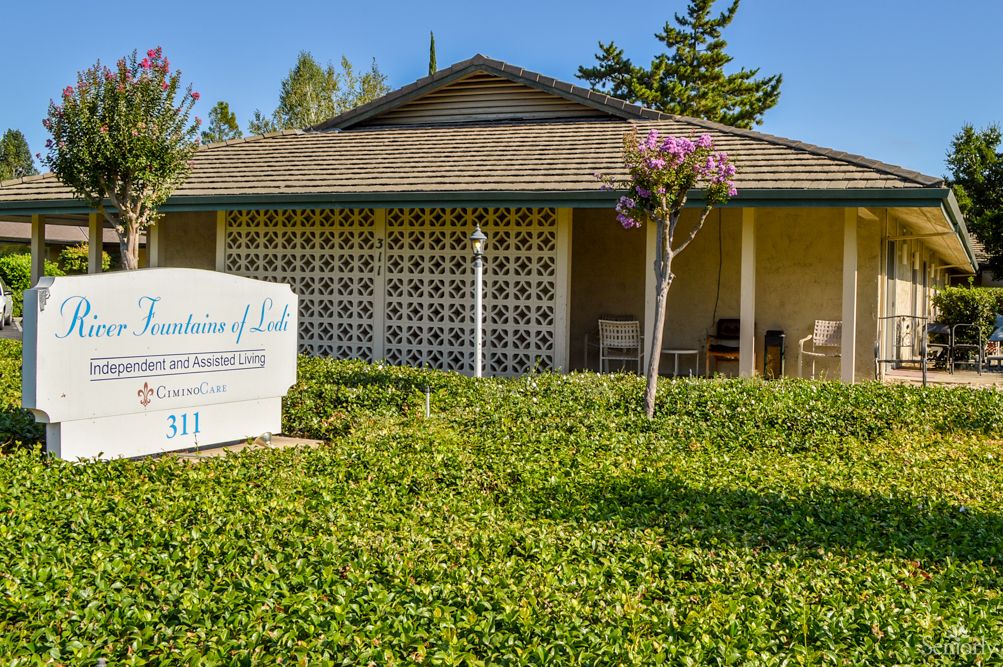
[661, 348, 700, 377]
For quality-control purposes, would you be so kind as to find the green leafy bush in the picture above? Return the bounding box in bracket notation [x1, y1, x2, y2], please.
[2, 345, 1003, 662]
[0, 341, 43, 449]
[0, 253, 65, 317]
[57, 243, 111, 274]
[932, 284, 1003, 343]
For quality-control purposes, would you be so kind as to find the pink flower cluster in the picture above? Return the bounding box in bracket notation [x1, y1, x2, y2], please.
[610, 129, 738, 229]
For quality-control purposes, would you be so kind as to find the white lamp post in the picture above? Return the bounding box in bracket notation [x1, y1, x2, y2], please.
[470, 225, 487, 377]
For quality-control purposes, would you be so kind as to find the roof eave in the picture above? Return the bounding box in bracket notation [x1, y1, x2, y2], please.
[0, 187, 962, 215]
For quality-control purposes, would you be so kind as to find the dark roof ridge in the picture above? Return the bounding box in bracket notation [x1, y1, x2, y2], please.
[0, 172, 55, 189]
[199, 128, 303, 150]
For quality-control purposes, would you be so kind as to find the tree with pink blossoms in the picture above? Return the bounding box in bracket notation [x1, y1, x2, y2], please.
[600, 129, 737, 418]
[41, 48, 201, 270]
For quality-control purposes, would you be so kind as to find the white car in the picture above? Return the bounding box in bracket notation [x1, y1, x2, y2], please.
[0, 278, 13, 330]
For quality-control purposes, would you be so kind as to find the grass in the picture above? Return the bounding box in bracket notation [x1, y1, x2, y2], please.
[1, 339, 1002, 664]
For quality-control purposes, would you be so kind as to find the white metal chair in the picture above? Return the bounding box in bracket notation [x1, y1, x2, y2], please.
[598, 319, 643, 373]
[798, 320, 842, 378]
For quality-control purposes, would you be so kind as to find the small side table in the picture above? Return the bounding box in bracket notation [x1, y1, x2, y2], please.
[661, 349, 700, 377]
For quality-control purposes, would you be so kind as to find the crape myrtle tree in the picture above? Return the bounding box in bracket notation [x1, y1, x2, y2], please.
[600, 129, 736, 418]
[42, 47, 201, 270]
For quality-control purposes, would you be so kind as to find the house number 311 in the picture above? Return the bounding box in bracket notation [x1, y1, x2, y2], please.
[166, 412, 201, 439]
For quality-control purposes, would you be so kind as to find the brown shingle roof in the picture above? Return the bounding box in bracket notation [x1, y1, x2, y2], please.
[0, 117, 939, 204]
[0, 55, 944, 207]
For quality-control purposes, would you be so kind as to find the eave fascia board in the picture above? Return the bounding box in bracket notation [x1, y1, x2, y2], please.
[0, 187, 959, 216]
[939, 188, 978, 272]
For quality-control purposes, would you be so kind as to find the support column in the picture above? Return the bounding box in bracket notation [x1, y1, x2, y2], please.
[30, 214, 45, 286]
[87, 213, 102, 274]
[739, 209, 756, 377]
[554, 208, 572, 370]
[842, 208, 858, 382]
[215, 210, 226, 271]
[643, 221, 657, 369]
[148, 224, 160, 268]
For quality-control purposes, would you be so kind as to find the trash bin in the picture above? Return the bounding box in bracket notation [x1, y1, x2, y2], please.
[764, 330, 785, 379]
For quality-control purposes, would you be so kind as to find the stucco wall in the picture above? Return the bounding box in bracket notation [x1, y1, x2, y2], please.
[156, 212, 216, 270]
[569, 207, 882, 379]
[568, 209, 646, 369]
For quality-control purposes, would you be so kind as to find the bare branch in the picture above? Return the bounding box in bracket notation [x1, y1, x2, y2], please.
[671, 205, 714, 256]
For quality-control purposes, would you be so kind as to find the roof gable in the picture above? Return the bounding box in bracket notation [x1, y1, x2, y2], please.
[314, 54, 665, 131]
[353, 71, 609, 127]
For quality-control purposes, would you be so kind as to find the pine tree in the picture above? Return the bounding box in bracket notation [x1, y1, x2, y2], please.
[578, 0, 782, 128]
[0, 129, 38, 181]
[429, 32, 437, 76]
[248, 52, 391, 134]
[201, 101, 243, 144]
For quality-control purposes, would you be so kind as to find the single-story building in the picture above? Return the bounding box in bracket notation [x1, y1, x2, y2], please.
[0, 55, 977, 380]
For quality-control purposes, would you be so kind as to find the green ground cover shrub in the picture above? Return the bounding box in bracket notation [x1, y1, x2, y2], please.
[1, 343, 1002, 663]
[0, 253, 64, 317]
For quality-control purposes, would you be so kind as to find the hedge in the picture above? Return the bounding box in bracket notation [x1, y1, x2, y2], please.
[1, 342, 1002, 662]
[0, 253, 64, 317]
[932, 284, 1003, 343]
[58, 243, 111, 274]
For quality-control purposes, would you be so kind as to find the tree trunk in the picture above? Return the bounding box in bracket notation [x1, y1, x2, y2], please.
[118, 223, 140, 270]
[643, 217, 675, 419]
[643, 257, 674, 419]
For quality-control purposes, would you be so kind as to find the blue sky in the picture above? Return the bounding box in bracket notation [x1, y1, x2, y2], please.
[3, 0, 1001, 178]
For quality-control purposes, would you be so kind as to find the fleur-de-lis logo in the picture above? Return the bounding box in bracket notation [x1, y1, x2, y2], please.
[138, 382, 153, 408]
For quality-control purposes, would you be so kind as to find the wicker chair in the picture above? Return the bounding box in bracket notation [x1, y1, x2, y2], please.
[798, 320, 842, 378]
[598, 319, 643, 373]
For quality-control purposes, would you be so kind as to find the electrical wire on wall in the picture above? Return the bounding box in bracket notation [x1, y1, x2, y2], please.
[709, 209, 723, 333]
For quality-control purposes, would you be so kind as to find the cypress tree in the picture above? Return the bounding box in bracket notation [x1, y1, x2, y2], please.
[429, 32, 437, 76]
[578, 0, 782, 128]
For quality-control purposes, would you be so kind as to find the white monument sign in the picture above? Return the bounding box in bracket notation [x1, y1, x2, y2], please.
[22, 268, 298, 460]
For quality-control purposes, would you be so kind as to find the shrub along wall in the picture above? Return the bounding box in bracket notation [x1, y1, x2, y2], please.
[932, 284, 1003, 343]
[0, 253, 64, 317]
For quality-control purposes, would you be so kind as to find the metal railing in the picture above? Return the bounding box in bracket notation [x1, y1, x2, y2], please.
[875, 315, 929, 386]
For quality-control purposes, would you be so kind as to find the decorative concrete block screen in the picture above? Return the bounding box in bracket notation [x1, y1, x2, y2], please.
[224, 208, 567, 376]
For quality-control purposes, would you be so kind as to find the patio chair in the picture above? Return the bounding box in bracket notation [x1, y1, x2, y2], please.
[598, 319, 643, 373]
[951, 323, 983, 375]
[705, 318, 742, 376]
[584, 314, 636, 368]
[926, 323, 952, 370]
[798, 320, 842, 379]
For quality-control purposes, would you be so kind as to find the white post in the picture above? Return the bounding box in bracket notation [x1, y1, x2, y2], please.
[739, 209, 756, 377]
[148, 224, 160, 268]
[30, 214, 45, 286]
[473, 249, 484, 378]
[842, 208, 858, 382]
[87, 213, 102, 274]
